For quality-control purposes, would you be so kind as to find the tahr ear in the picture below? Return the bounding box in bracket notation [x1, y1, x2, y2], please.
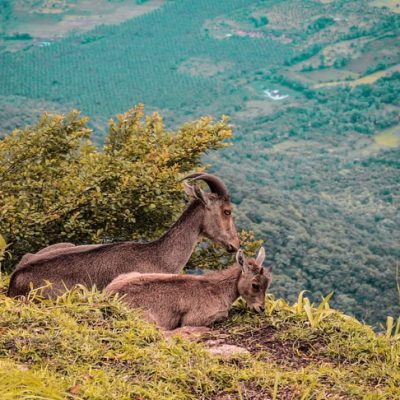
[183, 181, 196, 197]
[255, 247, 266, 266]
[262, 262, 273, 278]
[183, 182, 209, 206]
[236, 249, 248, 273]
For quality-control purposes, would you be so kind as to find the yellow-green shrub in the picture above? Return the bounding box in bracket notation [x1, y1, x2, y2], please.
[0, 105, 232, 271]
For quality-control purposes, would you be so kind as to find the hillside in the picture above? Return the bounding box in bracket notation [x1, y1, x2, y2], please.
[1, 274, 399, 399]
[0, 0, 399, 326]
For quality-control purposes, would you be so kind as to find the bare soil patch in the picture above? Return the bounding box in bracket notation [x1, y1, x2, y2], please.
[201, 323, 337, 369]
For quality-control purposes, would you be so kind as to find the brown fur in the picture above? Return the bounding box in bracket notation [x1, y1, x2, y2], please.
[105, 248, 272, 330]
[15, 243, 76, 270]
[8, 175, 240, 298]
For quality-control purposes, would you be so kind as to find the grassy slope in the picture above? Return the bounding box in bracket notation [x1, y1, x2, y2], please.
[1, 275, 399, 399]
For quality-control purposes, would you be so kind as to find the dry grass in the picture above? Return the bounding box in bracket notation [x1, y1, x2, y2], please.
[374, 125, 400, 148]
[313, 64, 400, 88]
[370, 0, 400, 14]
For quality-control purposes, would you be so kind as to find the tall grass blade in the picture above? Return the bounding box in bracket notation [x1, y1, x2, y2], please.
[303, 300, 315, 328]
[296, 290, 308, 314]
[272, 372, 280, 400]
[386, 316, 394, 339]
[394, 316, 400, 337]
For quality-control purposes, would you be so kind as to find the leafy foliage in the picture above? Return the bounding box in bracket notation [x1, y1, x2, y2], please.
[0, 234, 9, 269]
[187, 229, 264, 272]
[0, 105, 232, 271]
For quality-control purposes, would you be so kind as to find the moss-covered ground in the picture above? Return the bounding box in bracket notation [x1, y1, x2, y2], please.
[0, 275, 399, 399]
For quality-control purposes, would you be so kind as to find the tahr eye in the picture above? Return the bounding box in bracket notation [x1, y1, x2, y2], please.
[252, 283, 260, 290]
[224, 210, 231, 216]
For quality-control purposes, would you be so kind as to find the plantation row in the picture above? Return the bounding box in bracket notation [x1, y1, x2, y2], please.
[0, 0, 293, 118]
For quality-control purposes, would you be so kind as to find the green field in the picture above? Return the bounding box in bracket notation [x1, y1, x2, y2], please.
[375, 124, 400, 147]
[0, 1, 164, 51]
[0, 0, 399, 326]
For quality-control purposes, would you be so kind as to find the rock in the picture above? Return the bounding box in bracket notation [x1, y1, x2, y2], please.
[162, 327, 249, 356]
[206, 342, 250, 357]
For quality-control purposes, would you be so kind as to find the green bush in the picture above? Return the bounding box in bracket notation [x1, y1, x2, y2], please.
[0, 234, 8, 269]
[0, 105, 232, 271]
[187, 230, 263, 271]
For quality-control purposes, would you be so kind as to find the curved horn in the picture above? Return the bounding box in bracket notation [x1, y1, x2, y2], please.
[182, 173, 229, 197]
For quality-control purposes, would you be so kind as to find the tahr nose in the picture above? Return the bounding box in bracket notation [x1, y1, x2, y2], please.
[227, 244, 237, 253]
[227, 239, 240, 253]
[258, 306, 265, 314]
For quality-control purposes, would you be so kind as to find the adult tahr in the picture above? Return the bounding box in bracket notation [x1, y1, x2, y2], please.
[8, 173, 240, 297]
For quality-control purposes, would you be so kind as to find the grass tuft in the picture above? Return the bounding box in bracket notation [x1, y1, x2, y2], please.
[1, 275, 399, 399]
